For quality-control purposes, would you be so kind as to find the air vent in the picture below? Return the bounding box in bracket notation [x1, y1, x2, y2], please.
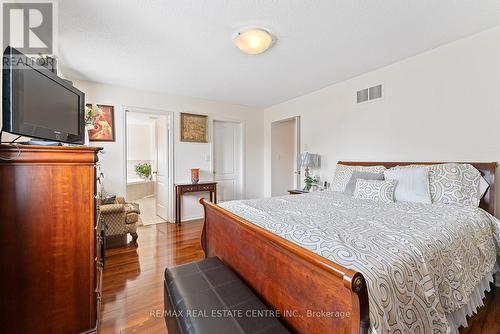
[357, 89, 368, 103]
[357, 84, 382, 103]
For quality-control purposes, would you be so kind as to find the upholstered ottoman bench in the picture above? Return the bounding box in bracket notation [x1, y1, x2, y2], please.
[164, 257, 291, 334]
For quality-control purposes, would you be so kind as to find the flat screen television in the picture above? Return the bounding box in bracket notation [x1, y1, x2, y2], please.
[2, 46, 85, 144]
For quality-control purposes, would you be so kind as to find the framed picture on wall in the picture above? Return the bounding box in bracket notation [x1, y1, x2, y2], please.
[86, 104, 116, 142]
[180, 112, 208, 143]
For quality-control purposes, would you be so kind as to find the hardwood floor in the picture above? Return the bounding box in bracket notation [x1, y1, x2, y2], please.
[460, 285, 499, 334]
[101, 220, 205, 334]
[102, 220, 499, 334]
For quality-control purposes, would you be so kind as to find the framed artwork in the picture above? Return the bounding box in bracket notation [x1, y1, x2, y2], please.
[86, 104, 115, 142]
[180, 113, 208, 143]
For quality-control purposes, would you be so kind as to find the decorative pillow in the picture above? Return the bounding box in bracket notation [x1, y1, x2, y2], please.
[384, 166, 431, 203]
[353, 179, 397, 203]
[332, 164, 386, 192]
[343, 171, 385, 196]
[428, 163, 481, 207]
[101, 195, 116, 205]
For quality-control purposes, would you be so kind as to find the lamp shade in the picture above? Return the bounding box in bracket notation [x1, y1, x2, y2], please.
[300, 152, 319, 168]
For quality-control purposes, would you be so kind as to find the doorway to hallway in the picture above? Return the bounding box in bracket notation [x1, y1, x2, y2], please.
[270, 116, 301, 196]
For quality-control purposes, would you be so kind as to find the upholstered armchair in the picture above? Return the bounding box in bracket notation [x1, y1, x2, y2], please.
[100, 197, 140, 246]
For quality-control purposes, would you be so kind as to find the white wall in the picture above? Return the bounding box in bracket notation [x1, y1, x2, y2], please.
[71, 80, 264, 221]
[264, 26, 500, 214]
[126, 119, 155, 182]
[271, 119, 296, 196]
[127, 123, 154, 161]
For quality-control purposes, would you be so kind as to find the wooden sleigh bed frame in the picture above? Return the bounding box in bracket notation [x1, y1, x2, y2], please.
[199, 161, 497, 334]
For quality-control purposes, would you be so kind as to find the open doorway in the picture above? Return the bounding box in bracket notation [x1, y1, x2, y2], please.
[125, 109, 172, 225]
[271, 116, 300, 196]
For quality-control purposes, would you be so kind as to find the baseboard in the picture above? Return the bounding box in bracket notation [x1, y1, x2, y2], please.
[181, 215, 204, 222]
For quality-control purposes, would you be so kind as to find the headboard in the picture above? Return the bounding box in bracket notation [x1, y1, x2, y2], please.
[338, 161, 498, 216]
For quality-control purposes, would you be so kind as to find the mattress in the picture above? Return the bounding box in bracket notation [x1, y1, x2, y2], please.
[220, 191, 500, 334]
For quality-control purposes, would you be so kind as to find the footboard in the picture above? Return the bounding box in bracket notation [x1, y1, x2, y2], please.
[199, 198, 369, 334]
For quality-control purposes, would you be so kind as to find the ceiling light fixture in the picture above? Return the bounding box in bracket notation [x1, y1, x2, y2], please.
[234, 28, 275, 55]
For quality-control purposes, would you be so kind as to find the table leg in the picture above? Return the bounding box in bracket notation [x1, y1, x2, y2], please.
[176, 192, 181, 224]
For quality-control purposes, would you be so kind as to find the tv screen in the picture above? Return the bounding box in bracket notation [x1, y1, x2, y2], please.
[2, 46, 85, 144]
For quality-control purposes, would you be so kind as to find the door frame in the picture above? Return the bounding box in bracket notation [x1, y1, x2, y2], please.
[270, 116, 301, 191]
[123, 106, 175, 223]
[211, 118, 245, 201]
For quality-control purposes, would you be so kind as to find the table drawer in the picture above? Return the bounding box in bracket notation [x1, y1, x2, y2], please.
[198, 184, 214, 191]
[180, 184, 214, 193]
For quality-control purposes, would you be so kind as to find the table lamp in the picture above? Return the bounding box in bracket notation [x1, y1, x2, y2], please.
[300, 152, 319, 188]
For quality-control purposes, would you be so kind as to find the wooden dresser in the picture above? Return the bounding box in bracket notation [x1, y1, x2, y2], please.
[0, 145, 104, 333]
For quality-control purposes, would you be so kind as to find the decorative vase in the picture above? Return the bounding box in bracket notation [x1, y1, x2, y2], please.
[191, 168, 200, 184]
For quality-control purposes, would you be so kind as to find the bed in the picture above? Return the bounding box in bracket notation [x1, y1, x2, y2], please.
[199, 161, 499, 334]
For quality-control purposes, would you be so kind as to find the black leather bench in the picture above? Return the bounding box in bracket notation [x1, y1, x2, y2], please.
[164, 257, 291, 334]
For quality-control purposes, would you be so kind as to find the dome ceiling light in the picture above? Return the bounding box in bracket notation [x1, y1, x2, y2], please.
[234, 28, 275, 55]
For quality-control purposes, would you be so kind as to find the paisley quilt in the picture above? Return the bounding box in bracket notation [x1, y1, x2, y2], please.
[220, 191, 500, 334]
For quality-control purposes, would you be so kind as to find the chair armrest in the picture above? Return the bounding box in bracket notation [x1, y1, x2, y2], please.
[125, 203, 141, 215]
[116, 197, 126, 204]
[101, 204, 125, 214]
[125, 212, 139, 225]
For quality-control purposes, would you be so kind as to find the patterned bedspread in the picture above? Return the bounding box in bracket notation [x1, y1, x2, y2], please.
[219, 191, 500, 334]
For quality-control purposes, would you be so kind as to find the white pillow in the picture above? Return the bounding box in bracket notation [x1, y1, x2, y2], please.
[384, 166, 432, 204]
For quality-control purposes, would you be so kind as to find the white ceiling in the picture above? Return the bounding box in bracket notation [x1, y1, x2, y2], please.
[58, 0, 500, 108]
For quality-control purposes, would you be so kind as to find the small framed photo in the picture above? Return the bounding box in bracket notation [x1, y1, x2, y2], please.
[86, 104, 115, 142]
[180, 112, 208, 143]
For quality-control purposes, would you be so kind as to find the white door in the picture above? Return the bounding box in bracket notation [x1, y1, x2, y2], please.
[213, 121, 242, 202]
[271, 117, 300, 196]
[155, 117, 169, 220]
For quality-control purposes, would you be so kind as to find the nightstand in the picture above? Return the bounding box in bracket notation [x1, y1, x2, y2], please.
[288, 189, 309, 195]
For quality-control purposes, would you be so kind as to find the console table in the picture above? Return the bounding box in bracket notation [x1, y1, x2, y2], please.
[175, 182, 217, 224]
